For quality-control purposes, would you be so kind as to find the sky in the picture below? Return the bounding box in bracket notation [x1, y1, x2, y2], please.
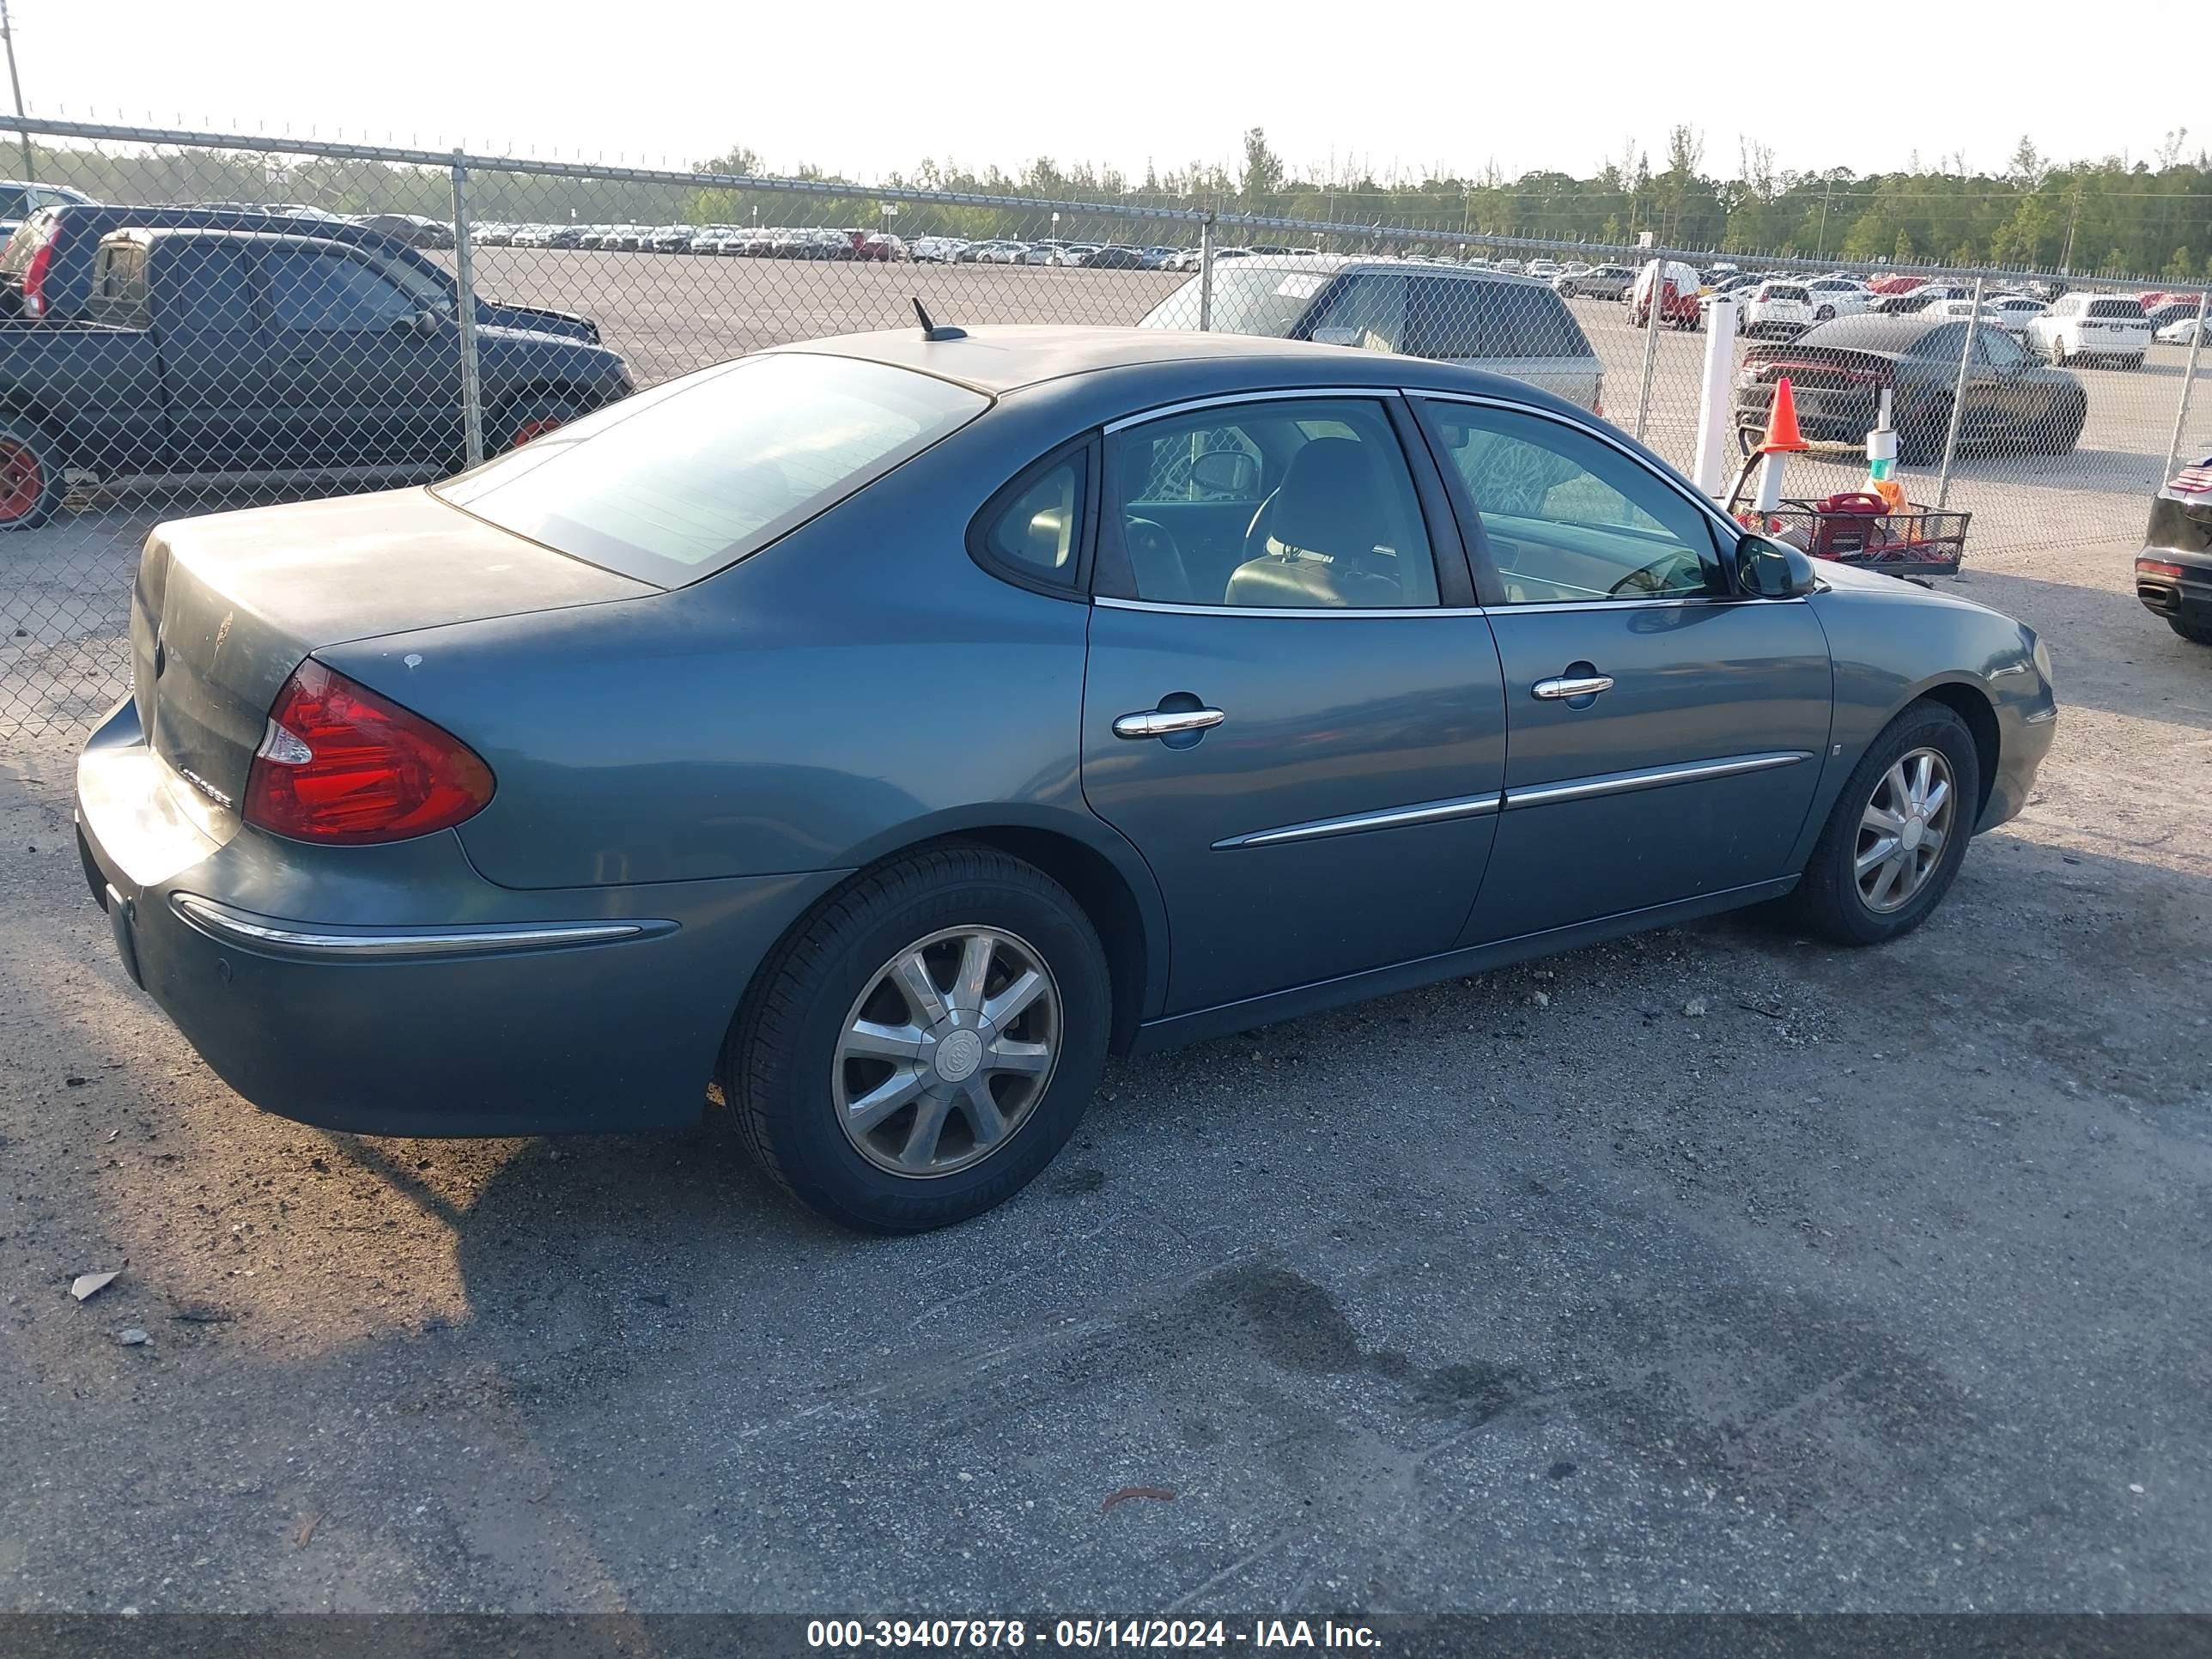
[14, 0, 2199, 186]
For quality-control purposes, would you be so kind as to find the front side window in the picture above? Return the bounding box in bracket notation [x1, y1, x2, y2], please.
[439, 352, 988, 587]
[1107, 397, 1438, 609]
[1423, 401, 1719, 605]
[1979, 328, 2029, 369]
[266, 248, 417, 331]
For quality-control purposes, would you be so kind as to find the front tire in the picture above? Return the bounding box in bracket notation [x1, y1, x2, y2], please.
[1791, 700, 1981, 946]
[721, 844, 1111, 1233]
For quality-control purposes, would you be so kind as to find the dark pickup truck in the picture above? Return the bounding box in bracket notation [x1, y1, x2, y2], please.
[0, 226, 632, 528]
[0, 202, 599, 342]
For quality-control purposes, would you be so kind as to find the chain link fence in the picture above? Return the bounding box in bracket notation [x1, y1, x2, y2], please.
[2, 118, 2206, 735]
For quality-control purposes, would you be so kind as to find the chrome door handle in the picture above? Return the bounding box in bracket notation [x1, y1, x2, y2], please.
[1532, 674, 1614, 701]
[1114, 707, 1226, 739]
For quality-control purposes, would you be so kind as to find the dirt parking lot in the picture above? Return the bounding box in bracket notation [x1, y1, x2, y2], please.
[2, 253, 2209, 1622]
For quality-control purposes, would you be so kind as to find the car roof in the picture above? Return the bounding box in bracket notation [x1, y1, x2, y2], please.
[770, 324, 1597, 410]
[1789, 315, 1948, 350]
[1203, 253, 1555, 289]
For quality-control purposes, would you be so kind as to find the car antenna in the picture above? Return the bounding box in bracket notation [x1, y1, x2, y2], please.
[913, 298, 965, 341]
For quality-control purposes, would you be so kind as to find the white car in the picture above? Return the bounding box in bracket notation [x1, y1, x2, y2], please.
[1801, 276, 1875, 319]
[1982, 295, 2048, 334]
[2029, 294, 2153, 368]
[1525, 259, 1561, 280]
[2158, 315, 2208, 346]
[1919, 297, 2022, 332]
[1741, 280, 1822, 337]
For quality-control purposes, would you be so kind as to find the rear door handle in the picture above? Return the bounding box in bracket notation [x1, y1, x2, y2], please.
[1532, 675, 1614, 701]
[1114, 707, 1226, 739]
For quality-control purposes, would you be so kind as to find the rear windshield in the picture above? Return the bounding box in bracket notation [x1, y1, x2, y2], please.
[0, 205, 55, 276]
[436, 353, 988, 587]
[2087, 298, 2145, 319]
[1139, 264, 1322, 334]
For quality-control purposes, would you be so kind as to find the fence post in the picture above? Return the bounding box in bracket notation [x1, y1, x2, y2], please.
[2163, 289, 2210, 479]
[1935, 275, 1984, 509]
[1633, 252, 1664, 443]
[1691, 292, 1739, 498]
[449, 149, 485, 468]
[1197, 213, 1215, 331]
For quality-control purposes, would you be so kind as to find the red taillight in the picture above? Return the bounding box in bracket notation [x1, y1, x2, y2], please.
[2137, 559, 2187, 580]
[244, 659, 493, 844]
[19, 234, 54, 319]
[2167, 467, 2212, 495]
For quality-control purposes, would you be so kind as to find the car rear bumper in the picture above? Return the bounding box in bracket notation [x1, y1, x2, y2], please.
[76, 696, 842, 1137]
[1735, 383, 1881, 442]
[2136, 547, 2212, 626]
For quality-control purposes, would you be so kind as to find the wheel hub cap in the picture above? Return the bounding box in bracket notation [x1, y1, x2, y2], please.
[933, 1027, 984, 1083]
[831, 926, 1063, 1178]
[1854, 747, 1956, 914]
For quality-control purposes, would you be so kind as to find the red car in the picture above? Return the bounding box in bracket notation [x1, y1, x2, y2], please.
[848, 230, 907, 262]
[1629, 259, 1703, 329]
[1866, 274, 1923, 295]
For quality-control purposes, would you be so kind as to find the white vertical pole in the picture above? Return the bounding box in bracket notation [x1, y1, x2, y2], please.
[450, 150, 484, 468]
[1936, 275, 1984, 509]
[1633, 254, 1665, 442]
[1692, 293, 1740, 497]
[2163, 289, 2210, 479]
[1197, 213, 1214, 331]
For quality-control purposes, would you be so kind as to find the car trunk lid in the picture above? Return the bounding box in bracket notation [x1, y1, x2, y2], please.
[131, 485, 653, 827]
[1739, 344, 1895, 393]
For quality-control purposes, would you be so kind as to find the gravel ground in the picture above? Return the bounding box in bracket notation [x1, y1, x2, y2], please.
[2, 508, 2209, 1615]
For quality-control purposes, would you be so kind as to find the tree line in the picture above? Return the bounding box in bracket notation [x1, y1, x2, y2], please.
[21, 125, 2212, 283]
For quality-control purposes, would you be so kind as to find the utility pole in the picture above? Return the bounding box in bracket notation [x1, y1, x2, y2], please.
[2061, 190, 2081, 276]
[1815, 176, 1833, 261]
[0, 0, 32, 182]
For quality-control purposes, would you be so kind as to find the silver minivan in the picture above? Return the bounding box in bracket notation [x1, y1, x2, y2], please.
[1139, 256, 1605, 411]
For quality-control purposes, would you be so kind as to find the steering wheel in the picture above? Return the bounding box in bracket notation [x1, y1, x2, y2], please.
[1607, 554, 1692, 598]
[1123, 516, 1193, 605]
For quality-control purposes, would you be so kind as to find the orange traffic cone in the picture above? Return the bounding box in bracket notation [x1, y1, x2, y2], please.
[1760, 375, 1808, 454]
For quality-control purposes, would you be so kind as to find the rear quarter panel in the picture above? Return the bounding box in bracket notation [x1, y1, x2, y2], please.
[316, 410, 1104, 894]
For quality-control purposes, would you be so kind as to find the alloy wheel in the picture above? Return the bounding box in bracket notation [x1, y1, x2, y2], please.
[1855, 747, 1956, 913]
[832, 926, 1062, 1177]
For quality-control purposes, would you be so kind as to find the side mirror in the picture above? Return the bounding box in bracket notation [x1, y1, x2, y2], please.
[391, 308, 441, 337]
[1735, 533, 1818, 599]
[1310, 325, 1364, 348]
[1189, 449, 1260, 496]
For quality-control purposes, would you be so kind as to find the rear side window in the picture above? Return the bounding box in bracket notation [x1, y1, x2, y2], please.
[2087, 298, 2144, 319]
[0, 187, 27, 222]
[1765, 285, 1809, 302]
[1404, 277, 1590, 359]
[150, 242, 258, 332]
[978, 452, 1087, 587]
[438, 353, 988, 587]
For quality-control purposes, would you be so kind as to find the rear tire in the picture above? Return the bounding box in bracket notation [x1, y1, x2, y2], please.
[1791, 700, 1981, 947]
[2169, 616, 2212, 646]
[0, 418, 66, 531]
[720, 844, 1110, 1233]
[1899, 398, 1951, 467]
[2038, 392, 2087, 455]
[490, 393, 582, 456]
